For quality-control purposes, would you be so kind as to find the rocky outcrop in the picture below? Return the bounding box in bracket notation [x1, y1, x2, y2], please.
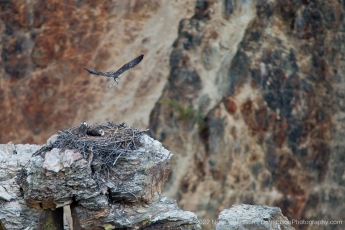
[215, 204, 294, 230]
[1, 123, 201, 229]
[0, 132, 297, 230]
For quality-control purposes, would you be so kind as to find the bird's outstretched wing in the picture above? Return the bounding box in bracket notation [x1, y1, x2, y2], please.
[106, 54, 144, 78]
[83, 68, 113, 77]
[84, 54, 144, 87]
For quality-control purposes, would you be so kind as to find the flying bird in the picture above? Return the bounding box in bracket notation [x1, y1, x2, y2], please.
[84, 54, 144, 87]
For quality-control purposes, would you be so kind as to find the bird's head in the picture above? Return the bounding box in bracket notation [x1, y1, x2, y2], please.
[99, 129, 105, 136]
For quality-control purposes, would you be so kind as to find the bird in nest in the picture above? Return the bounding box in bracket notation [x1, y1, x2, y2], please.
[78, 121, 104, 137]
[84, 54, 144, 88]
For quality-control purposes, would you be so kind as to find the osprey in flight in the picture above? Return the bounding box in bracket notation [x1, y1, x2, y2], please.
[84, 54, 144, 87]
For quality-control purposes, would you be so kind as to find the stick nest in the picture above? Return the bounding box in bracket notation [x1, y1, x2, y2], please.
[34, 121, 147, 173]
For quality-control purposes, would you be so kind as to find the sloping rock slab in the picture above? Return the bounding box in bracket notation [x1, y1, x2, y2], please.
[215, 204, 294, 230]
[71, 196, 201, 230]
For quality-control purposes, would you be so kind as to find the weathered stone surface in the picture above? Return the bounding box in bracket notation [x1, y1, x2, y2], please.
[0, 142, 42, 229]
[215, 204, 294, 230]
[0, 186, 12, 201]
[72, 196, 201, 230]
[0, 133, 201, 230]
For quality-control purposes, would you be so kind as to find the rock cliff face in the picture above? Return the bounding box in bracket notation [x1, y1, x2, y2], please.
[149, 0, 345, 229]
[0, 0, 195, 143]
[1, 0, 345, 229]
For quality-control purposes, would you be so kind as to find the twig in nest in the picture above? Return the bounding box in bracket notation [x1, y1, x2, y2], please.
[113, 152, 124, 166]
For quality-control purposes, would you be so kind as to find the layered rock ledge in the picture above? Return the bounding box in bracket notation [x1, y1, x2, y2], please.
[0, 122, 294, 230]
[1, 122, 200, 229]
